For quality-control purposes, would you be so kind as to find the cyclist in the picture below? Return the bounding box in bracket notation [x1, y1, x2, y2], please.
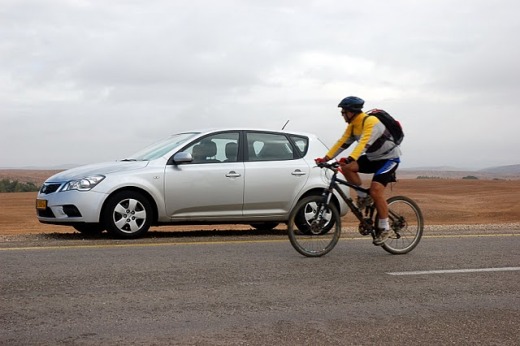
[315, 96, 401, 245]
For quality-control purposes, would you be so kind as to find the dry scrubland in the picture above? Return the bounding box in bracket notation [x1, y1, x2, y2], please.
[1, 170, 520, 235]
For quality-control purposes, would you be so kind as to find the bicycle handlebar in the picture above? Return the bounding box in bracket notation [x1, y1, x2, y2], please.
[316, 161, 340, 170]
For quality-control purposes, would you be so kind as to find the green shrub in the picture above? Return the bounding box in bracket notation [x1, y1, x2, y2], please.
[0, 179, 39, 193]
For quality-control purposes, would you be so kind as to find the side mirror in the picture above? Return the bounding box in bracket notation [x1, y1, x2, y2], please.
[171, 152, 193, 164]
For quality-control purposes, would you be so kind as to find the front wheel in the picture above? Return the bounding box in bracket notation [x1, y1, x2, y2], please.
[287, 196, 342, 257]
[379, 196, 424, 254]
[102, 190, 153, 239]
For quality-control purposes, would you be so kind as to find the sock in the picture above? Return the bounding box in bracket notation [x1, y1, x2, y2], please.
[378, 218, 389, 230]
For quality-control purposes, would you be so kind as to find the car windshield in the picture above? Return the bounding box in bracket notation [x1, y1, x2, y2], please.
[125, 132, 200, 161]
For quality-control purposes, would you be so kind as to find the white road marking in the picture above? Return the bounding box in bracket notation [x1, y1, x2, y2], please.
[387, 267, 520, 276]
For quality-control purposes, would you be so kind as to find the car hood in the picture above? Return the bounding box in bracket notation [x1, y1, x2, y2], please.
[46, 161, 150, 182]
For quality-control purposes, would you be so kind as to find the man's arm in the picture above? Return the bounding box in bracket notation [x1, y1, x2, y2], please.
[326, 125, 355, 159]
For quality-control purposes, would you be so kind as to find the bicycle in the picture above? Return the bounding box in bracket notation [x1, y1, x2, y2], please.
[288, 161, 424, 257]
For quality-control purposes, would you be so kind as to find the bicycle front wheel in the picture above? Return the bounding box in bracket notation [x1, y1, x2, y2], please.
[287, 196, 342, 257]
[381, 196, 424, 255]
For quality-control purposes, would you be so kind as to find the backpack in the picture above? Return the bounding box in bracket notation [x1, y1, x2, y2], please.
[365, 109, 404, 145]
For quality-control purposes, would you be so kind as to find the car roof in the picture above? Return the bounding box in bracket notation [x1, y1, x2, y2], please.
[178, 128, 318, 139]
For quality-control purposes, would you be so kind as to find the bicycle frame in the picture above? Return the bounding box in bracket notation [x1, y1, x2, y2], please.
[318, 162, 376, 234]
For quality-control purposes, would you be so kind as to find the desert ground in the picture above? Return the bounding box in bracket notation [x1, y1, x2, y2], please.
[1, 170, 519, 236]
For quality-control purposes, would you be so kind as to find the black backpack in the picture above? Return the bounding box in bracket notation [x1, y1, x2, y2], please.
[365, 109, 404, 145]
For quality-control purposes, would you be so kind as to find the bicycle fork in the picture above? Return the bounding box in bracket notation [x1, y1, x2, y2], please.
[306, 187, 333, 234]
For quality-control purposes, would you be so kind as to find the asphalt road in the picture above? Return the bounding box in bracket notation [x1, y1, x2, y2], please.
[1, 232, 519, 345]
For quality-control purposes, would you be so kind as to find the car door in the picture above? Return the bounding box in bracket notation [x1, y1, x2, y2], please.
[164, 132, 245, 220]
[242, 131, 310, 217]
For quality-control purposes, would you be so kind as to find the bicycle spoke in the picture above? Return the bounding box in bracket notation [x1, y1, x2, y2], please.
[382, 196, 424, 254]
[288, 196, 342, 257]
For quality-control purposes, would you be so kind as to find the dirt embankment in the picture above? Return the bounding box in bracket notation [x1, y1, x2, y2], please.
[386, 179, 520, 225]
[1, 179, 520, 236]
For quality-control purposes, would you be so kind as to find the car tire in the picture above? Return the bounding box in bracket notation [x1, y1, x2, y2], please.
[73, 224, 104, 236]
[102, 190, 153, 239]
[293, 197, 335, 235]
[250, 222, 280, 231]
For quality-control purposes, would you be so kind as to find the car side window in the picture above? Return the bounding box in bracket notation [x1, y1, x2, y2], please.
[289, 135, 309, 158]
[185, 132, 240, 164]
[247, 132, 294, 161]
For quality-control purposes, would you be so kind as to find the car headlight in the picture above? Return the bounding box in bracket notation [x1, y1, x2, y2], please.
[61, 175, 105, 192]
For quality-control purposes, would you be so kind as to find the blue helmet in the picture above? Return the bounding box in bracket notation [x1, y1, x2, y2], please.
[338, 96, 364, 111]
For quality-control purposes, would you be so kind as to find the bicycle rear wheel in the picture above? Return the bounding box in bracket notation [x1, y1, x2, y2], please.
[288, 196, 342, 257]
[380, 196, 424, 254]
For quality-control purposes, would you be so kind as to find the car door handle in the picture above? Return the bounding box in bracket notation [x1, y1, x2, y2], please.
[226, 171, 241, 178]
[291, 169, 307, 176]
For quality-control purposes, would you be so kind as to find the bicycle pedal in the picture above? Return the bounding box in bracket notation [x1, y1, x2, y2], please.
[358, 229, 370, 236]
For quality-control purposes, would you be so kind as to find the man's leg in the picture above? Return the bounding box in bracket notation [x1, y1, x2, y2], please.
[340, 160, 371, 210]
[370, 159, 400, 245]
[370, 181, 387, 219]
[339, 161, 362, 186]
[371, 181, 394, 245]
[340, 161, 368, 203]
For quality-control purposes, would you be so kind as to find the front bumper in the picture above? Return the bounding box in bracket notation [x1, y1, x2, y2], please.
[36, 189, 108, 224]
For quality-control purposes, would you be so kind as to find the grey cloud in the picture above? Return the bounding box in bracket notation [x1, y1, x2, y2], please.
[1, 0, 520, 168]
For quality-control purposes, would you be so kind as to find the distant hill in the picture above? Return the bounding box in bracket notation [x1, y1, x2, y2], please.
[478, 164, 520, 175]
[399, 163, 520, 180]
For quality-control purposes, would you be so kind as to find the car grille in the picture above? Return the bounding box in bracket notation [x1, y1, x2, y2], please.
[40, 183, 62, 194]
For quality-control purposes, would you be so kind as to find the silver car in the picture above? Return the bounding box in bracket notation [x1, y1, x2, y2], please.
[36, 128, 348, 238]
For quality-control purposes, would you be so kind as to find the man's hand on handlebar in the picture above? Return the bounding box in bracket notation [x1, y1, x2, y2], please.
[314, 157, 341, 169]
[314, 157, 329, 165]
[338, 156, 355, 165]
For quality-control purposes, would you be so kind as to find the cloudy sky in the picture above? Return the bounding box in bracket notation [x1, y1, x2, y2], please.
[2, 0, 519, 169]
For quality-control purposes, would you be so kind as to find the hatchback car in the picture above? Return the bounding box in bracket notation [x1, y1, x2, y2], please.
[36, 128, 348, 238]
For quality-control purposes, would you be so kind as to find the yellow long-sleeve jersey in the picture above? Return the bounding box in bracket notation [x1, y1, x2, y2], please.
[326, 112, 401, 161]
